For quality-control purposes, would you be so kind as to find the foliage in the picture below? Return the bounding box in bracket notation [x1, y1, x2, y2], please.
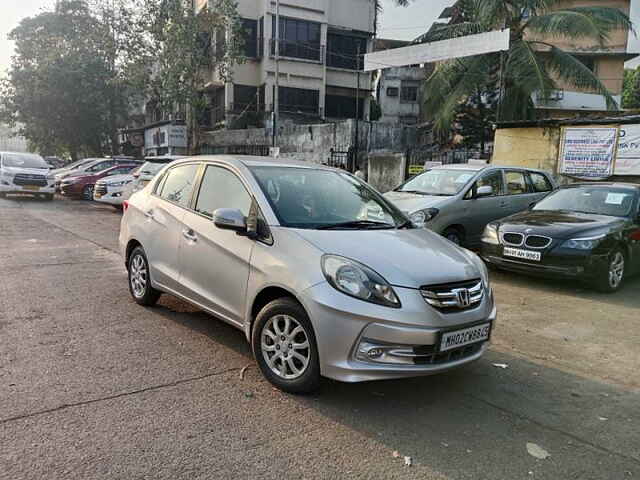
[422, 0, 632, 135]
[454, 87, 497, 153]
[622, 68, 640, 110]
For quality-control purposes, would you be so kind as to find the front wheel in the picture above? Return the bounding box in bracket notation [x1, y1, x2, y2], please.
[252, 298, 320, 394]
[594, 248, 626, 293]
[128, 246, 161, 306]
[443, 227, 464, 246]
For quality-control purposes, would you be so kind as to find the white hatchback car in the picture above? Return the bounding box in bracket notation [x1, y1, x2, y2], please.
[120, 156, 496, 393]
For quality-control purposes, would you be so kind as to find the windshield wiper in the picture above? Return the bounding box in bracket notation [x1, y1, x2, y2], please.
[397, 219, 414, 229]
[317, 220, 395, 230]
[396, 189, 428, 195]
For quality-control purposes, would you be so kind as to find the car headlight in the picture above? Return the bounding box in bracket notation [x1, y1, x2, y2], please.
[410, 208, 439, 228]
[561, 235, 606, 250]
[481, 224, 500, 245]
[321, 255, 401, 308]
[107, 180, 131, 187]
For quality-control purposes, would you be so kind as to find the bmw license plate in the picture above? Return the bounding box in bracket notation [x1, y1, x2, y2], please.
[440, 323, 491, 352]
[503, 247, 541, 262]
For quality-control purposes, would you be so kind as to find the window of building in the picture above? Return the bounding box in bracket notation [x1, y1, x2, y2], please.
[279, 87, 319, 115]
[386, 87, 399, 97]
[158, 164, 200, 208]
[575, 55, 596, 73]
[241, 19, 258, 58]
[234, 85, 258, 112]
[195, 166, 252, 218]
[400, 115, 418, 125]
[326, 33, 366, 70]
[400, 83, 419, 103]
[271, 16, 321, 61]
[215, 28, 226, 60]
[325, 94, 364, 120]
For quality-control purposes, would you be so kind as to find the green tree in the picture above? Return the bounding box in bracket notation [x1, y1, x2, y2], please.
[622, 67, 640, 109]
[0, 0, 112, 159]
[454, 86, 497, 154]
[422, 0, 632, 134]
[142, 0, 243, 152]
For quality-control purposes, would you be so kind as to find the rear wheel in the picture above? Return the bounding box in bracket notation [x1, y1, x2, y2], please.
[82, 185, 94, 201]
[252, 298, 320, 394]
[128, 246, 161, 306]
[594, 248, 626, 293]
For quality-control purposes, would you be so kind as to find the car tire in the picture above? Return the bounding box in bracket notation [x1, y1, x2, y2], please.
[252, 298, 320, 394]
[82, 185, 94, 201]
[128, 246, 161, 306]
[594, 248, 626, 293]
[443, 227, 464, 246]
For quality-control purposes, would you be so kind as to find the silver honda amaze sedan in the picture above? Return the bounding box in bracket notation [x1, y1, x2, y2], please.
[120, 156, 496, 393]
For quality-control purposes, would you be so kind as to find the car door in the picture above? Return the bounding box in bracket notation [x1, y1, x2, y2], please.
[461, 169, 507, 245]
[526, 171, 555, 204]
[178, 164, 255, 326]
[143, 162, 200, 293]
[504, 169, 538, 215]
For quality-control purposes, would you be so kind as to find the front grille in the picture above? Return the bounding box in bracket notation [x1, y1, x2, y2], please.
[13, 173, 48, 187]
[413, 343, 482, 365]
[502, 232, 524, 246]
[420, 279, 483, 312]
[94, 184, 108, 196]
[524, 235, 552, 249]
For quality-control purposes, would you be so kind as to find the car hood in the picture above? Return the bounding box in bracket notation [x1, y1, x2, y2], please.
[497, 210, 626, 240]
[97, 174, 133, 184]
[1, 165, 50, 176]
[292, 228, 482, 288]
[383, 191, 450, 214]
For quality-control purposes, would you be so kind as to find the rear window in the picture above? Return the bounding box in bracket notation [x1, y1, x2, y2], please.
[2, 153, 49, 169]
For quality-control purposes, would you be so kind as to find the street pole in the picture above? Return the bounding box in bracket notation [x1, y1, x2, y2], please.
[354, 43, 360, 173]
[273, 0, 280, 148]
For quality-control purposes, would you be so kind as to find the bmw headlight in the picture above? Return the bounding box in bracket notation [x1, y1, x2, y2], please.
[481, 223, 500, 245]
[321, 255, 400, 308]
[561, 235, 606, 251]
[409, 208, 439, 228]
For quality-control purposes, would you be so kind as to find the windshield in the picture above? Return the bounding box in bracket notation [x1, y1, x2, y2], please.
[534, 187, 637, 218]
[397, 168, 476, 196]
[2, 153, 49, 169]
[251, 167, 408, 229]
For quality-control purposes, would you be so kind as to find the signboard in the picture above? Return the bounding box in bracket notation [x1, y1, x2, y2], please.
[408, 165, 424, 175]
[144, 125, 188, 149]
[559, 127, 618, 180]
[615, 124, 640, 176]
[364, 29, 510, 72]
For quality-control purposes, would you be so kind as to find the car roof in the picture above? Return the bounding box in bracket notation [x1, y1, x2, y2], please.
[172, 155, 342, 172]
[563, 182, 640, 191]
[430, 163, 550, 174]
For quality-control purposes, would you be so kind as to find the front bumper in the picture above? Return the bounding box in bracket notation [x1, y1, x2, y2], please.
[60, 183, 84, 197]
[0, 182, 55, 195]
[480, 243, 608, 280]
[300, 282, 495, 383]
[94, 185, 125, 205]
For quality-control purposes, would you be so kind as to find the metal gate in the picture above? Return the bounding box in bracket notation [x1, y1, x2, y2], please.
[326, 147, 356, 173]
[199, 144, 271, 156]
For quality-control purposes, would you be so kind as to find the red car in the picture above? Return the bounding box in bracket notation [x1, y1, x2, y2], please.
[60, 163, 141, 200]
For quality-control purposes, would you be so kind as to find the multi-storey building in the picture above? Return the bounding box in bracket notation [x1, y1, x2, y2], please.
[196, 0, 376, 128]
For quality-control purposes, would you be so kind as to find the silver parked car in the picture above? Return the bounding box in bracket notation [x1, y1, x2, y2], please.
[384, 164, 556, 247]
[120, 156, 496, 393]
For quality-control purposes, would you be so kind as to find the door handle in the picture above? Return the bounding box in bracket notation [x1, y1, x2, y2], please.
[144, 210, 154, 219]
[182, 229, 198, 242]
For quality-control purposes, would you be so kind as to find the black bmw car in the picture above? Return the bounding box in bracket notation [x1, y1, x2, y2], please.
[480, 183, 640, 292]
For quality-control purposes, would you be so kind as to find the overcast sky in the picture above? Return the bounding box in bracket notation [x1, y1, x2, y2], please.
[0, 0, 451, 75]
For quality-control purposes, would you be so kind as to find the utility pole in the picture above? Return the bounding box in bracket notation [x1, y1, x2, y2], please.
[354, 43, 361, 173]
[273, 0, 280, 148]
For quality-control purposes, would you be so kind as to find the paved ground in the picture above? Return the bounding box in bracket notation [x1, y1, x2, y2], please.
[0, 195, 638, 480]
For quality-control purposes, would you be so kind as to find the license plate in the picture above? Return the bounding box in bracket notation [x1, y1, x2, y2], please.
[440, 323, 491, 352]
[503, 247, 541, 261]
[23, 185, 40, 191]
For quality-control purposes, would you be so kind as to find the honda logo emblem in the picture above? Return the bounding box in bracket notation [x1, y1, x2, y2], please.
[453, 288, 471, 308]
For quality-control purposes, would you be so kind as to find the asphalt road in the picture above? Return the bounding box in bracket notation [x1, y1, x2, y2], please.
[1, 196, 638, 480]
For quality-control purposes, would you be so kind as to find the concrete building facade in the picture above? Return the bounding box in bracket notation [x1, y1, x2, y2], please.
[197, 0, 376, 129]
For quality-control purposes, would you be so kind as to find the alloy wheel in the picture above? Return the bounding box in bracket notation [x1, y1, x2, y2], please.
[261, 314, 310, 380]
[130, 254, 148, 298]
[83, 185, 94, 200]
[608, 252, 625, 290]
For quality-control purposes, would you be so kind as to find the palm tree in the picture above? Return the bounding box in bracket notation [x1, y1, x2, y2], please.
[421, 0, 633, 133]
[374, 0, 410, 35]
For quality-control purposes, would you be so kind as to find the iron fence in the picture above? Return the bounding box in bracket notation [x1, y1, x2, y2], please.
[198, 144, 270, 156]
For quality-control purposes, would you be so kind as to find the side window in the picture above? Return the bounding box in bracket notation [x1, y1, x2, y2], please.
[158, 164, 200, 208]
[529, 172, 553, 193]
[466, 170, 504, 199]
[505, 171, 528, 195]
[195, 166, 252, 218]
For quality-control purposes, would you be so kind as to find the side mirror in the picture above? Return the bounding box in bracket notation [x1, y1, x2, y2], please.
[213, 208, 248, 233]
[476, 185, 493, 198]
